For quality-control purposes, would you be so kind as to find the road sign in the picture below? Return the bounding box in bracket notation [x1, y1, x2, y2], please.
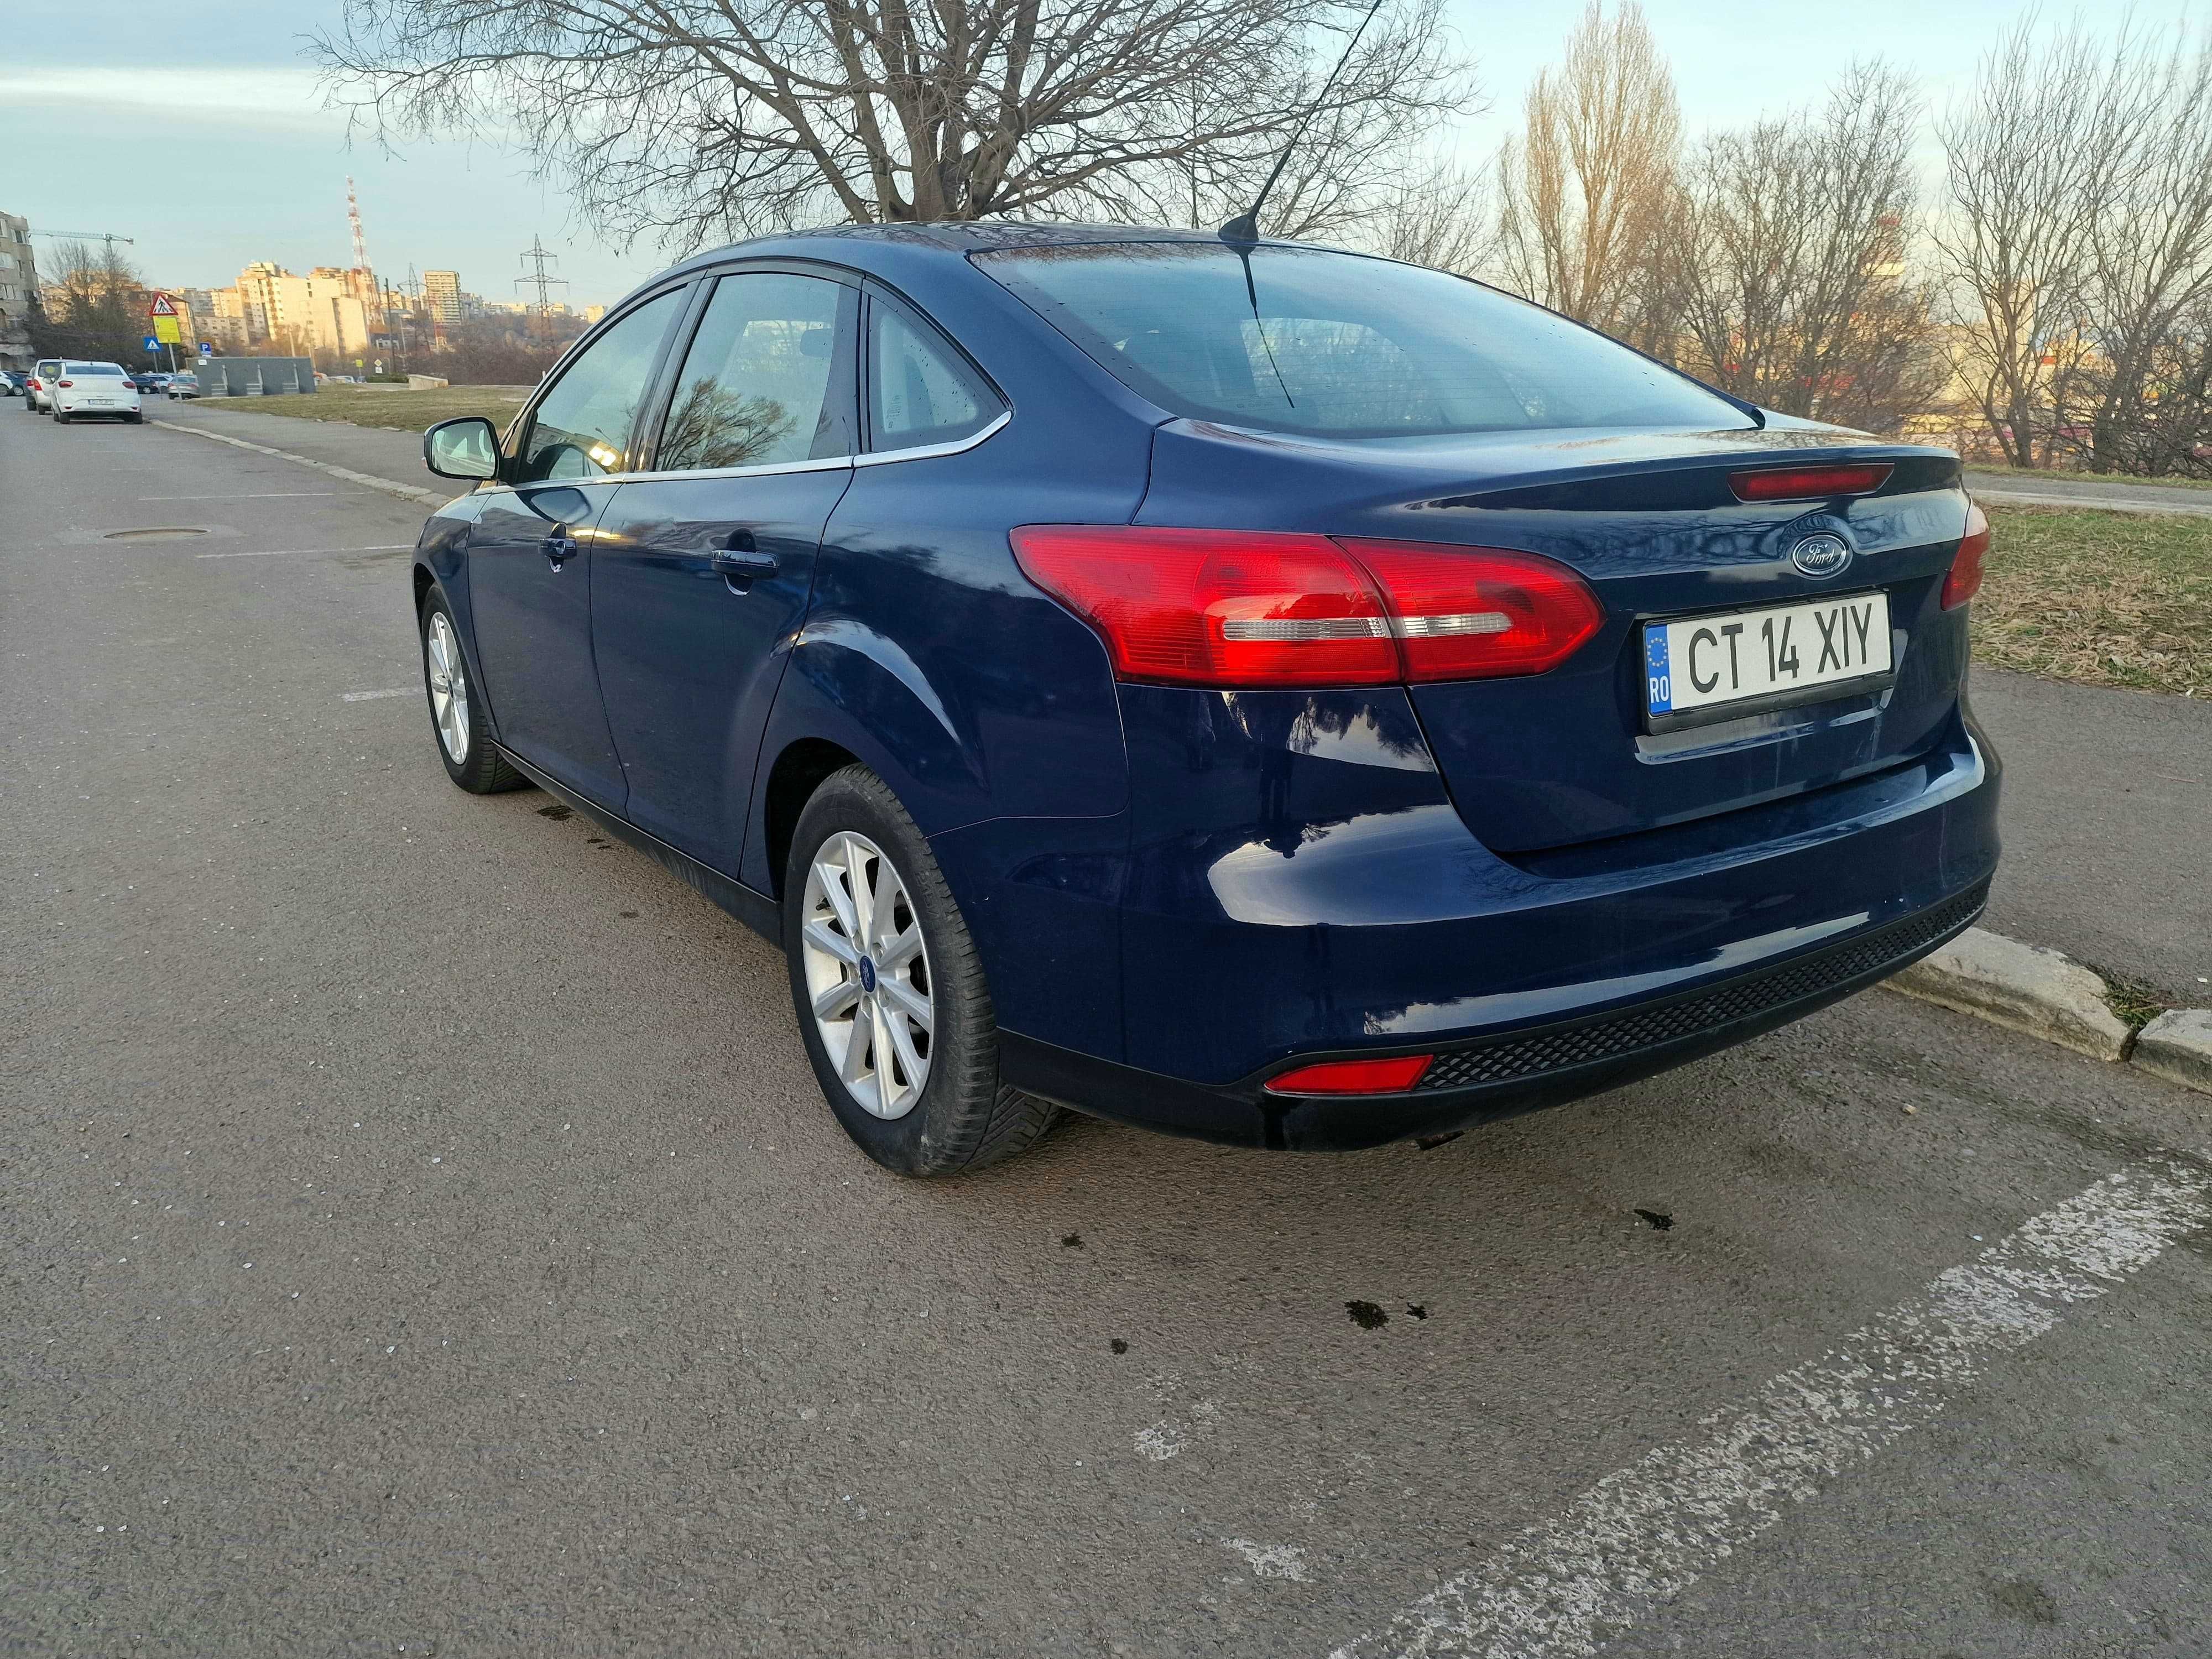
[198, 342, 212, 355]
[143, 336, 160, 352]
[147, 294, 176, 316]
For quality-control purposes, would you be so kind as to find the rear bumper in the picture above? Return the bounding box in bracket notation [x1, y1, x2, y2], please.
[1002, 875, 1989, 1150]
[985, 688, 1999, 1147]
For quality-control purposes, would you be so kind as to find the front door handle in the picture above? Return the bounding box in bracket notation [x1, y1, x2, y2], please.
[541, 523, 580, 568]
[710, 546, 779, 589]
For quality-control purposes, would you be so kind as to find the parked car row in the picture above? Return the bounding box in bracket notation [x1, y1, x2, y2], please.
[20, 359, 144, 423]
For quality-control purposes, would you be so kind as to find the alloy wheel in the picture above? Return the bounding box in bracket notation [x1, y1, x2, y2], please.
[799, 831, 934, 1119]
[425, 611, 471, 763]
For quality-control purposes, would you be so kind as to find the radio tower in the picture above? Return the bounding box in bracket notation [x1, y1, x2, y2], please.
[346, 176, 370, 272]
[516, 235, 568, 315]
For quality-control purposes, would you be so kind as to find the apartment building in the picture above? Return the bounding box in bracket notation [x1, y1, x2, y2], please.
[0, 211, 39, 371]
[422, 269, 461, 324]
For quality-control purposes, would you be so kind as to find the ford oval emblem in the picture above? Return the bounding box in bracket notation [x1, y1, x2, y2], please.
[1790, 533, 1853, 578]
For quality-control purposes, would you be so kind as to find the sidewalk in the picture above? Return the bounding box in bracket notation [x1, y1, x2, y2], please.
[153, 404, 2212, 1003]
[1965, 469, 2212, 518]
[152, 398, 445, 492]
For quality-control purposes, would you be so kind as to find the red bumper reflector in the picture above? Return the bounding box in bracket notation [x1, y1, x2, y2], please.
[1264, 1054, 1433, 1095]
[1727, 463, 1893, 502]
[1943, 499, 1990, 610]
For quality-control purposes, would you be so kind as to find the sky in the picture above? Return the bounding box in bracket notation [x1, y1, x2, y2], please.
[2, 0, 2200, 308]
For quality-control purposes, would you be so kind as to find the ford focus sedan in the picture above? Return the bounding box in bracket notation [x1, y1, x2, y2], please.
[409, 224, 1998, 1175]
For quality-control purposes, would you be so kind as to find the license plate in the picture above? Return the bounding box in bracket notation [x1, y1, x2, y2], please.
[1644, 591, 1891, 723]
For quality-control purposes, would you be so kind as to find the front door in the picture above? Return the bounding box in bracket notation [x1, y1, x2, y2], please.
[465, 286, 686, 807]
[590, 271, 858, 873]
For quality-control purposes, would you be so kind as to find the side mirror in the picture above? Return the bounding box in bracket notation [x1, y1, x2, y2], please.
[424, 416, 500, 481]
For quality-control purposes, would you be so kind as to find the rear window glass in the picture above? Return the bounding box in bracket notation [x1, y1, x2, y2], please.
[977, 243, 1749, 440]
[68, 362, 129, 377]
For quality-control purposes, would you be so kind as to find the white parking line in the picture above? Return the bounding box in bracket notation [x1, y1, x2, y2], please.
[194, 544, 415, 560]
[341, 687, 415, 702]
[1328, 1159, 2211, 1659]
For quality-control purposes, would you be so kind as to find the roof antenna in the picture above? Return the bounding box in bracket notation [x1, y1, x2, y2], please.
[1219, 0, 1385, 247]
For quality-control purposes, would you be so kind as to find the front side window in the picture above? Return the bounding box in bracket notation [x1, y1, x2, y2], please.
[516, 287, 685, 483]
[868, 302, 998, 451]
[656, 273, 852, 472]
[978, 243, 1752, 440]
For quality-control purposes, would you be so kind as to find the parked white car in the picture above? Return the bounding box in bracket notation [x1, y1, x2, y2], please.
[49, 361, 143, 425]
[24, 358, 62, 413]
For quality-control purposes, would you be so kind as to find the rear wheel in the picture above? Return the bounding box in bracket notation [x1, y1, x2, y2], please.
[419, 587, 525, 794]
[124, 411, 144, 425]
[51, 409, 67, 424]
[784, 766, 1061, 1175]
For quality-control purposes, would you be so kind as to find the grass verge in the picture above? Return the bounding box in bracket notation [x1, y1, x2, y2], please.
[194, 385, 533, 432]
[1976, 505, 2212, 696]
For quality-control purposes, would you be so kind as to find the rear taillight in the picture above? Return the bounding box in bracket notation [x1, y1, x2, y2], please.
[1265, 1054, 1434, 1095]
[1943, 500, 1990, 610]
[1010, 527, 1603, 688]
[1728, 463, 1893, 502]
[57, 379, 74, 388]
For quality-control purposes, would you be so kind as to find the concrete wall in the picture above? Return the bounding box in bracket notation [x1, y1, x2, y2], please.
[197, 357, 317, 397]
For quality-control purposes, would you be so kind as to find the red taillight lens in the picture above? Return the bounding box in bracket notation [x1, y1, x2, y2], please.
[1337, 540, 1604, 681]
[57, 379, 74, 388]
[1011, 527, 1603, 688]
[1010, 526, 1397, 687]
[1943, 500, 1990, 610]
[1727, 463, 1893, 502]
[1265, 1054, 1434, 1095]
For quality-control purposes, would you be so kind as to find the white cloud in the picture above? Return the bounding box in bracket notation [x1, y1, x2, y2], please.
[0, 66, 342, 131]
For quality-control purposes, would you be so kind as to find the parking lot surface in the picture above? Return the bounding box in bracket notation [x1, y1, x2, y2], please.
[6, 409, 2210, 1657]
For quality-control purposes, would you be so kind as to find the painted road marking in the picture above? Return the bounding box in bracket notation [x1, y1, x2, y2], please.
[195, 544, 415, 560]
[1329, 1159, 2211, 1659]
[341, 687, 415, 703]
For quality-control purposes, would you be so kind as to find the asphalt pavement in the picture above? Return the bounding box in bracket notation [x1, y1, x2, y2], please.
[7, 405, 2211, 1658]
[1964, 469, 2212, 518]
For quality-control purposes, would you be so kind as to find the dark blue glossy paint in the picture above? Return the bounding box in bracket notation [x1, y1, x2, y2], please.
[414, 223, 2000, 1147]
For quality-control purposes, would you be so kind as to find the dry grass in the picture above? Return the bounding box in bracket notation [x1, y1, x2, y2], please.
[195, 384, 534, 433]
[1975, 505, 2212, 696]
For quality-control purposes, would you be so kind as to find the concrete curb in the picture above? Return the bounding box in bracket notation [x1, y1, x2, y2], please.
[150, 419, 445, 507]
[2133, 1010, 2212, 1095]
[1973, 486, 2212, 519]
[1886, 926, 2211, 1097]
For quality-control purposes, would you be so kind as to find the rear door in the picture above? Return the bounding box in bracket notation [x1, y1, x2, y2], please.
[589, 267, 858, 873]
[466, 285, 688, 807]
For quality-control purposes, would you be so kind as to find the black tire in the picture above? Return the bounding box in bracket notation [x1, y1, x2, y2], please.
[419, 586, 526, 794]
[51, 409, 67, 424]
[783, 766, 1061, 1176]
[124, 411, 144, 425]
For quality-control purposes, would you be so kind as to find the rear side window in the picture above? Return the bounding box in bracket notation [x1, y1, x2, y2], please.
[867, 300, 999, 451]
[656, 272, 853, 471]
[977, 242, 1749, 440]
[516, 287, 685, 483]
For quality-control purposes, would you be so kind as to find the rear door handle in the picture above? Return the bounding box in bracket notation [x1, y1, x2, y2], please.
[710, 546, 779, 587]
[541, 524, 580, 567]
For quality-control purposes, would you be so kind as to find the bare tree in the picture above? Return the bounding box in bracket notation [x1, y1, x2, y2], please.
[1368, 155, 1493, 272]
[1492, 1, 1679, 340]
[2053, 30, 2212, 472]
[1671, 62, 1945, 434]
[315, 0, 1474, 252]
[1933, 20, 2117, 468]
[32, 241, 150, 366]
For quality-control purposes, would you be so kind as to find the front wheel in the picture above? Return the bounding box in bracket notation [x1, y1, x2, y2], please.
[784, 766, 1061, 1176]
[419, 587, 525, 794]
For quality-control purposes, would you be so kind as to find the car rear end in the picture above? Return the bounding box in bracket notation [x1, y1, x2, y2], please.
[980, 241, 1998, 1148]
[53, 362, 142, 421]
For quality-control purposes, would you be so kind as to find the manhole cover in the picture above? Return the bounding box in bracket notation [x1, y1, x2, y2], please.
[103, 527, 210, 541]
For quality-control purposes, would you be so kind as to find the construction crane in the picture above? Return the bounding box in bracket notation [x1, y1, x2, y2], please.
[29, 229, 136, 248]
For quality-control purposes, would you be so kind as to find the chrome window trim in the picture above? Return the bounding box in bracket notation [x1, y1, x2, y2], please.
[473, 408, 1011, 489]
[853, 408, 1011, 467]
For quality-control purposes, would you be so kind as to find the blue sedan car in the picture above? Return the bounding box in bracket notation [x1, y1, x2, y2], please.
[411, 223, 1998, 1175]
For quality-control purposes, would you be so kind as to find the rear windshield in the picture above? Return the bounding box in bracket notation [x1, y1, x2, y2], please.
[67, 362, 128, 377]
[978, 243, 1749, 440]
